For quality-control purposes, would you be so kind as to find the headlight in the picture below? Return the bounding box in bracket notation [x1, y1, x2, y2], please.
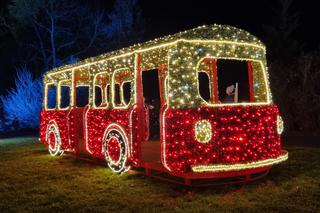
[195, 120, 212, 143]
[277, 115, 284, 135]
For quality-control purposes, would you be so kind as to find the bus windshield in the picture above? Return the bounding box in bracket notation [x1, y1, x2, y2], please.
[197, 58, 268, 104]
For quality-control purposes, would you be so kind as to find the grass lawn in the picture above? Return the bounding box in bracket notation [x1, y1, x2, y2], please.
[0, 137, 319, 212]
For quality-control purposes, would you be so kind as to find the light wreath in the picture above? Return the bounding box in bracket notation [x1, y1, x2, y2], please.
[46, 122, 64, 156]
[104, 128, 129, 173]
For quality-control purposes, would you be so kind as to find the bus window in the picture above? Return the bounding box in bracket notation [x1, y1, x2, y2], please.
[60, 86, 70, 109]
[198, 72, 211, 102]
[113, 69, 131, 107]
[122, 81, 131, 105]
[217, 60, 249, 103]
[114, 83, 121, 106]
[94, 86, 102, 107]
[106, 84, 111, 104]
[93, 72, 110, 108]
[47, 85, 57, 109]
[76, 86, 89, 107]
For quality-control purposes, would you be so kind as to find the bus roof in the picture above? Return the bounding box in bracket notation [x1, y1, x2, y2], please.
[45, 24, 265, 76]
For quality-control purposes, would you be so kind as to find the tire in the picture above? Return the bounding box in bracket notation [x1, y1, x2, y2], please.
[104, 128, 129, 173]
[46, 123, 64, 156]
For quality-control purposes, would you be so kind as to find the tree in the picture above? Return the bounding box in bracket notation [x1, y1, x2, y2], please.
[0, 66, 43, 130]
[104, 0, 145, 49]
[269, 52, 320, 132]
[6, 0, 145, 72]
[0, 0, 146, 131]
[262, 0, 300, 60]
[8, 0, 100, 70]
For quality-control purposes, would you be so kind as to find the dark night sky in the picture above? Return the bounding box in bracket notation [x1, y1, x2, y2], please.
[0, 0, 319, 95]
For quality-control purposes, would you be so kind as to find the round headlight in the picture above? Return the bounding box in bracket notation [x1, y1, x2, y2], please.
[277, 115, 284, 135]
[195, 120, 212, 143]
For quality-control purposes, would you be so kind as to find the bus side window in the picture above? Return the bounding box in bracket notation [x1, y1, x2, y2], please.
[122, 81, 131, 105]
[76, 86, 89, 107]
[106, 84, 111, 104]
[198, 72, 211, 102]
[60, 86, 70, 109]
[94, 86, 102, 107]
[47, 84, 57, 109]
[114, 83, 121, 106]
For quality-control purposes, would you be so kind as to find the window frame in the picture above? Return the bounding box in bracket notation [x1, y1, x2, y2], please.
[196, 57, 270, 106]
[106, 84, 111, 105]
[93, 72, 110, 109]
[196, 57, 218, 105]
[94, 85, 103, 108]
[121, 80, 132, 106]
[197, 70, 212, 103]
[113, 82, 122, 107]
[58, 80, 71, 110]
[112, 68, 132, 109]
[75, 85, 90, 108]
[45, 83, 57, 110]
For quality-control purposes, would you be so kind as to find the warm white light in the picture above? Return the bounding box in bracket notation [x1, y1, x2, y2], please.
[277, 115, 284, 135]
[46, 122, 64, 156]
[195, 120, 212, 143]
[192, 152, 288, 172]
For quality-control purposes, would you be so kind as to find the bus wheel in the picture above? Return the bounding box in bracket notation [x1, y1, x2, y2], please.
[104, 129, 129, 173]
[46, 123, 64, 156]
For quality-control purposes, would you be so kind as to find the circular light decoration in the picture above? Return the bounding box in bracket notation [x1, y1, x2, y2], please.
[194, 120, 212, 143]
[46, 123, 64, 156]
[277, 115, 284, 135]
[104, 129, 129, 173]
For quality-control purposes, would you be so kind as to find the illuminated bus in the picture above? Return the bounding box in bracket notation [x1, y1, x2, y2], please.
[40, 25, 287, 185]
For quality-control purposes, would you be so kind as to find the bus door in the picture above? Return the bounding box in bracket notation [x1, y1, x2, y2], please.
[142, 69, 162, 141]
[70, 69, 90, 153]
[140, 65, 168, 163]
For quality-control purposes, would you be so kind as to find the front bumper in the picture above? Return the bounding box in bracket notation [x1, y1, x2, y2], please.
[191, 151, 288, 173]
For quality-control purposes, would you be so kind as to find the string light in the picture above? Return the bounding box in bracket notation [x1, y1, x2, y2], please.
[103, 124, 130, 173]
[40, 24, 287, 177]
[277, 115, 284, 135]
[162, 105, 286, 174]
[192, 151, 288, 172]
[194, 120, 212, 143]
[46, 121, 64, 156]
[43, 24, 270, 110]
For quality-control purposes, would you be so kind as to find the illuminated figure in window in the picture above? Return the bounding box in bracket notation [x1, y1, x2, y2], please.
[223, 84, 236, 103]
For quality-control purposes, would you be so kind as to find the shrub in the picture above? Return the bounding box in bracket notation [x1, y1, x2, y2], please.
[0, 67, 43, 130]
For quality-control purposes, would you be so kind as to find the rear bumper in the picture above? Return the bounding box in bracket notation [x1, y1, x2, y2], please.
[191, 150, 288, 173]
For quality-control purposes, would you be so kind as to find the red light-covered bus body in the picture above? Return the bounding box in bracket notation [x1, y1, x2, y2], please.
[39, 25, 287, 184]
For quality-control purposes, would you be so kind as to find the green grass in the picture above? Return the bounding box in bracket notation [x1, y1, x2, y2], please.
[0, 137, 319, 213]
